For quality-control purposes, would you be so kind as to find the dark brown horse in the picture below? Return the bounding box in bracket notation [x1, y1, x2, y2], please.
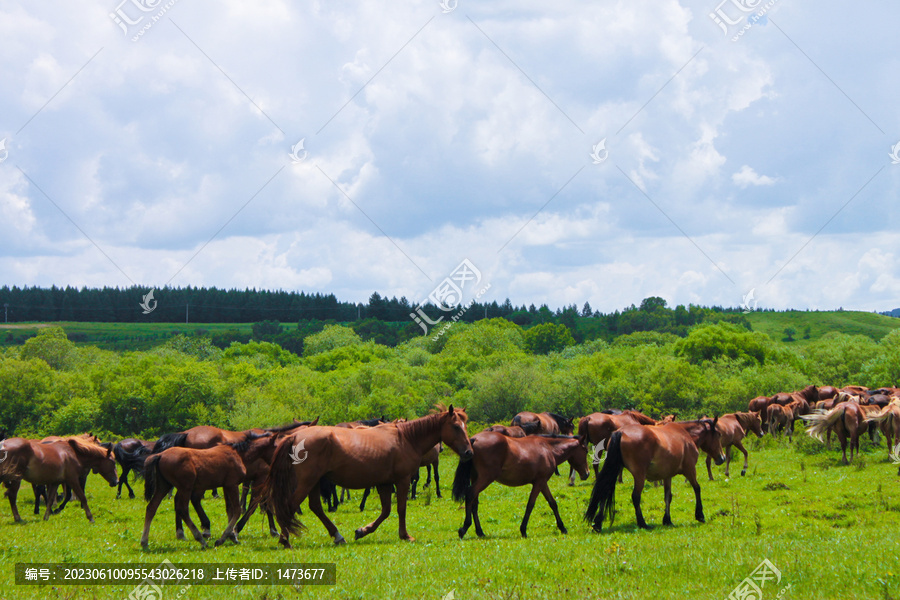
[260, 406, 473, 548]
[706, 412, 763, 479]
[484, 425, 527, 437]
[0, 436, 117, 523]
[112, 438, 154, 499]
[511, 412, 575, 436]
[802, 401, 866, 464]
[453, 433, 588, 538]
[748, 396, 772, 426]
[141, 444, 247, 549]
[584, 419, 725, 532]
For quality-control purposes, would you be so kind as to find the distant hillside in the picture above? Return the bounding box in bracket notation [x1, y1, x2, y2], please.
[747, 310, 900, 343]
[881, 308, 900, 318]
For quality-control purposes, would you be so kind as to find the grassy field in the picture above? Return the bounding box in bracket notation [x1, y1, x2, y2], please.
[1, 434, 899, 600]
[0, 322, 255, 351]
[746, 310, 900, 344]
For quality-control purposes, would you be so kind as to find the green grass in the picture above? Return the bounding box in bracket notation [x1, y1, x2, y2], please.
[1, 435, 899, 599]
[747, 310, 900, 344]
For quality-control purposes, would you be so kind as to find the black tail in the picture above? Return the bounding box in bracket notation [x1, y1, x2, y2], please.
[451, 457, 475, 503]
[584, 431, 623, 532]
[114, 443, 151, 477]
[511, 415, 539, 435]
[150, 432, 188, 454]
[143, 454, 169, 501]
[319, 476, 337, 510]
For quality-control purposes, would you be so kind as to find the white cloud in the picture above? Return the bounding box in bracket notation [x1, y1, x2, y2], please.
[732, 165, 778, 188]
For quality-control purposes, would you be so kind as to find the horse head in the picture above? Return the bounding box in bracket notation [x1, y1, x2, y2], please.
[698, 417, 725, 465]
[569, 434, 590, 481]
[441, 405, 473, 461]
[746, 411, 764, 438]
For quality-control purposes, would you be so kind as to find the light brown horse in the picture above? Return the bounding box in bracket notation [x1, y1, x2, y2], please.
[453, 433, 589, 538]
[0, 436, 117, 523]
[802, 401, 866, 464]
[260, 406, 473, 548]
[511, 412, 575, 436]
[584, 419, 725, 532]
[766, 403, 796, 440]
[141, 443, 248, 549]
[484, 425, 527, 437]
[706, 412, 763, 480]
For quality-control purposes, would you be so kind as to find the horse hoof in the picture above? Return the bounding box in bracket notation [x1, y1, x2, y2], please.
[140, 543, 149, 550]
[591, 525, 602, 534]
[214, 539, 224, 547]
[175, 531, 185, 540]
[354, 528, 366, 540]
[333, 534, 346, 545]
[401, 535, 416, 542]
[457, 529, 465, 539]
[129, 493, 136, 499]
[202, 530, 211, 539]
[559, 528, 568, 535]
[269, 530, 279, 538]
[741, 470, 746, 476]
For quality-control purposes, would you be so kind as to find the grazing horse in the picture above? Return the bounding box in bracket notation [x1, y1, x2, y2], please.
[484, 425, 527, 437]
[141, 444, 247, 549]
[802, 401, 866, 464]
[453, 433, 589, 538]
[571, 410, 659, 484]
[0, 437, 117, 523]
[865, 404, 900, 457]
[112, 438, 153, 499]
[511, 412, 575, 436]
[584, 419, 725, 532]
[766, 404, 795, 440]
[259, 405, 474, 548]
[706, 412, 763, 480]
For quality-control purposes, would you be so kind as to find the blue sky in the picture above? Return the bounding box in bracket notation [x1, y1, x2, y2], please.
[1, 0, 898, 313]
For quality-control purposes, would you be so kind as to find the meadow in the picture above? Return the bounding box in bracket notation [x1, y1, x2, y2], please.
[1, 434, 899, 600]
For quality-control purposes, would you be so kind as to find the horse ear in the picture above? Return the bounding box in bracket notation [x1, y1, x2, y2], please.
[448, 405, 454, 413]
[311, 416, 319, 426]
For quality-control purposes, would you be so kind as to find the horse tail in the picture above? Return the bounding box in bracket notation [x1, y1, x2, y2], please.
[114, 443, 151, 477]
[259, 436, 304, 536]
[865, 406, 893, 425]
[584, 431, 623, 532]
[150, 432, 188, 454]
[451, 456, 476, 503]
[512, 415, 538, 435]
[143, 454, 168, 501]
[801, 404, 846, 442]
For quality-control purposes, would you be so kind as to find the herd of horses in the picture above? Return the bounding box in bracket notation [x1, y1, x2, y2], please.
[0, 383, 897, 549]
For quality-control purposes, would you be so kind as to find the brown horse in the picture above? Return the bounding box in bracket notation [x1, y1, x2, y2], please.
[453, 433, 589, 538]
[584, 419, 725, 532]
[141, 444, 248, 549]
[112, 438, 154, 499]
[802, 401, 866, 464]
[748, 396, 772, 426]
[865, 404, 900, 457]
[706, 412, 763, 480]
[511, 412, 575, 436]
[571, 410, 659, 484]
[484, 425, 527, 437]
[0, 436, 117, 523]
[766, 404, 795, 440]
[260, 405, 473, 548]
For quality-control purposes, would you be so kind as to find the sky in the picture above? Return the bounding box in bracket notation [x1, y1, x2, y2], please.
[1, 0, 899, 315]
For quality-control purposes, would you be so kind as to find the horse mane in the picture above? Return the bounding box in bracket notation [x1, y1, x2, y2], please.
[545, 413, 571, 429]
[263, 419, 317, 434]
[624, 410, 657, 425]
[66, 436, 111, 459]
[600, 408, 623, 415]
[357, 417, 388, 427]
[397, 408, 467, 442]
[151, 432, 188, 454]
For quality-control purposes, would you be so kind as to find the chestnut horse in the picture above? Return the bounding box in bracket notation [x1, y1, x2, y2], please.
[802, 400, 866, 464]
[260, 406, 473, 548]
[141, 443, 248, 549]
[511, 412, 575, 436]
[452, 433, 589, 538]
[571, 410, 660, 484]
[0, 436, 117, 523]
[706, 412, 763, 480]
[584, 419, 725, 532]
[767, 404, 796, 441]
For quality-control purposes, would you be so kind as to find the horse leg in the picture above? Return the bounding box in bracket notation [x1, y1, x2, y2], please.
[838, 430, 848, 464]
[734, 439, 750, 476]
[631, 475, 649, 529]
[359, 487, 371, 512]
[66, 476, 94, 523]
[6, 479, 23, 523]
[214, 485, 241, 547]
[568, 465, 576, 487]
[519, 483, 542, 538]
[662, 478, 673, 526]
[174, 490, 206, 548]
[684, 467, 704, 523]
[307, 482, 346, 545]
[43, 486, 58, 521]
[410, 469, 419, 500]
[140, 483, 171, 549]
[705, 454, 714, 481]
[434, 463, 441, 498]
[32, 484, 43, 515]
[117, 467, 126, 499]
[396, 477, 414, 541]
[240, 482, 249, 513]
[540, 480, 567, 535]
[354, 484, 393, 540]
[191, 493, 212, 538]
[211, 488, 219, 499]
[123, 469, 136, 499]
[234, 493, 257, 535]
